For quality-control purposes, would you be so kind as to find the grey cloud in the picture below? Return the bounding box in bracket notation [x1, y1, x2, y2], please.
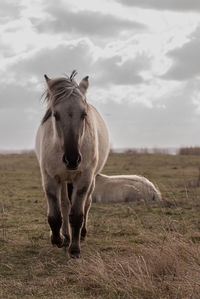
[115, 0, 200, 12]
[94, 54, 150, 86]
[0, 0, 24, 22]
[9, 41, 149, 87]
[0, 82, 41, 109]
[33, 5, 145, 37]
[163, 27, 200, 81]
[0, 80, 42, 150]
[92, 83, 199, 148]
[0, 107, 41, 150]
[10, 41, 93, 81]
[0, 40, 14, 57]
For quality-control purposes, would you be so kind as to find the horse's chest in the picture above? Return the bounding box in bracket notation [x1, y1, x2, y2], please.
[45, 159, 81, 182]
[58, 171, 81, 182]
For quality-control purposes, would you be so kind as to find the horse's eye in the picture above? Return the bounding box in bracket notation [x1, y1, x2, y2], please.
[81, 112, 87, 120]
[53, 112, 60, 121]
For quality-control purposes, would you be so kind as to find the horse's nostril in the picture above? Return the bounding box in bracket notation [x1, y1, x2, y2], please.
[62, 155, 69, 165]
[62, 154, 81, 169]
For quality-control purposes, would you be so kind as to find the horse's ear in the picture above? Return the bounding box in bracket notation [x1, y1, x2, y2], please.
[79, 76, 89, 95]
[44, 74, 51, 85]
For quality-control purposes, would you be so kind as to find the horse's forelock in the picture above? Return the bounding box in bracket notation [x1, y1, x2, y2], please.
[70, 70, 78, 81]
[44, 72, 82, 106]
[42, 71, 87, 124]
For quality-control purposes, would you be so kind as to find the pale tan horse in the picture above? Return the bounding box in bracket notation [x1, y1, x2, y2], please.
[92, 174, 161, 203]
[35, 71, 109, 258]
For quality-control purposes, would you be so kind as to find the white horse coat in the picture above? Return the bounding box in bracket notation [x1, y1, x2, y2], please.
[93, 174, 161, 203]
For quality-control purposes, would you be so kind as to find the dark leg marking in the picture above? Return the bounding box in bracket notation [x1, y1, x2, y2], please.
[48, 213, 63, 248]
[68, 185, 90, 257]
[69, 212, 84, 258]
[46, 189, 63, 247]
[69, 212, 84, 231]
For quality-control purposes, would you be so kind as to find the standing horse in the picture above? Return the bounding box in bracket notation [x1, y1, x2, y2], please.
[35, 71, 109, 258]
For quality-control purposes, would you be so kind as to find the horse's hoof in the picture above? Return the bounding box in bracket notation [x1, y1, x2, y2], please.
[70, 253, 80, 259]
[69, 246, 80, 258]
[51, 234, 64, 248]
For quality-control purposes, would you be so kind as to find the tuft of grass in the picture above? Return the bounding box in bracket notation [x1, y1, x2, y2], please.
[66, 240, 200, 299]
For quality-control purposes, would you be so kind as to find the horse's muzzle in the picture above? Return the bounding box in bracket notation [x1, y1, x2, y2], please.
[62, 154, 82, 170]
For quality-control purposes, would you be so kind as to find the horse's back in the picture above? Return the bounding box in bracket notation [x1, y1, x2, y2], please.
[93, 174, 162, 203]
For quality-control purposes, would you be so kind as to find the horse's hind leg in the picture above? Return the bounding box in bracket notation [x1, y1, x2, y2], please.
[81, 180, 95, 241]
[81, 179, 95, 241]
[43, 174, 63, 248]
[81, 195, 92, 241]
[60, 182, 71, 247]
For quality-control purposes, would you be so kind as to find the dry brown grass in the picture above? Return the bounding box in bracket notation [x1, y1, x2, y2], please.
[1, 152, 200, 298]
[62, 233, 200, 299]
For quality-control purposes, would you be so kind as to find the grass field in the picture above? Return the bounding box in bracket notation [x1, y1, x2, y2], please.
[1, 152, 200, 298]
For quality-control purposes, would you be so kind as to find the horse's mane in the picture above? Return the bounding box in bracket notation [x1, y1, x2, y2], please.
[41, 70, 84, 124]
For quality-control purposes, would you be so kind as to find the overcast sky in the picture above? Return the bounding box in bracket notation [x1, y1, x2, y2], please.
[1, 0, 200, 150]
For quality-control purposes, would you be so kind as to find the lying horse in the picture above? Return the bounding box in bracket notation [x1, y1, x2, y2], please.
[92, 174, 161, 203]
[35, 71, 109, 258]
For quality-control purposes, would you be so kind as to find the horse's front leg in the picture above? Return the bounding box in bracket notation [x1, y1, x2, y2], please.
[69, 176, 93, 258]
[43, 174, 64, 248]
[60, 182, 71, 247]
